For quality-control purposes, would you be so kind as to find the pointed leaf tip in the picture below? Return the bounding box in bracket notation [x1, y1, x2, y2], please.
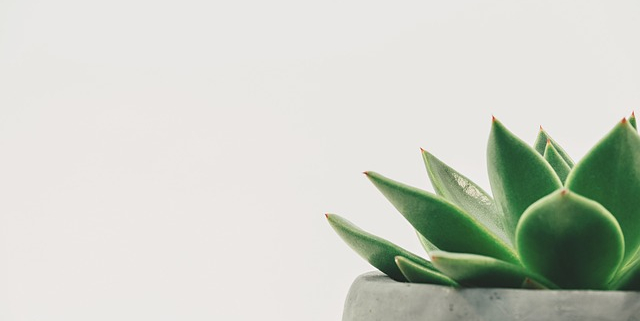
[326, 214, 435, 282]
[546, 138, 551, 145]
[492, 115, 496, 122]
[566, 120, 640, 263]
[534, 128, 575, 168]
[622, 117, 628, 124]
[488, 120, 562, 239]
[367, 171, 519, 264]
[363, 171, 369, 176]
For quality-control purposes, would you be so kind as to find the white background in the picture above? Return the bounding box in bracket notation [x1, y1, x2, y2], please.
[1, 1, 640, 320]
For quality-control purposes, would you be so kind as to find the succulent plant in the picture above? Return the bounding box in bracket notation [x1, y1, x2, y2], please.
[326, 113, 640, 290]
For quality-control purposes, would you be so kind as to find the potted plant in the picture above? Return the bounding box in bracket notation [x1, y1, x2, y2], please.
[326, 114, 640, 320]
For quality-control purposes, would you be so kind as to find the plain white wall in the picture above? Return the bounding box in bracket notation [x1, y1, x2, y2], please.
[1, 1, 640, 320]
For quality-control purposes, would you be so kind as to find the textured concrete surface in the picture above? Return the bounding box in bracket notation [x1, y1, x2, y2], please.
[343, 272, 640, 321]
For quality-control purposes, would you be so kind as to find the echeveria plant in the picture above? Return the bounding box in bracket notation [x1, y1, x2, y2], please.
[326, 113, 640, 290]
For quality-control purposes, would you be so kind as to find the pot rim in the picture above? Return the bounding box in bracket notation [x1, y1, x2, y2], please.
[342, 272, 640, 321]
[361, 271, 640, 293]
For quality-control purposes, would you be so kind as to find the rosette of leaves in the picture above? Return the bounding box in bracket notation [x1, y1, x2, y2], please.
[326, 113, 640, 290]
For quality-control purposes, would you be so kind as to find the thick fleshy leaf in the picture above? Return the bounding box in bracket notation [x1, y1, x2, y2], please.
[365, 172, 519, 264]
[488, 119, 562, 239]
[430, 251, 557, 289]
[565, 119, 640, 263]
[543, 141, 571, 183]
[325, 214, 435, 282]
[611, 246, 640, 289]
[533, 127, 575, 167]
[416, 231, 439, 256]
[516, 189, 624, 289]
[620, 248, 640, 274]
[394, 256, 458, 286]
[421, 150, 510, 245]
[630, 112, 637, 131]
[610, 256, 640, 290]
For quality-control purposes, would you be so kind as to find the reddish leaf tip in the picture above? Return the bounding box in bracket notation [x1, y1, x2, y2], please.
[622, 117, 628, 124]
[633, 111, 636, 117]
[523, 278, 537, 288]
[560, 189, 568, 196]
[491, 115, 496, 122]
[324, 213, 329, 219]
[363, 171, 369, 176]
[539, 125, 544, 132]
[546, 138, 551, 145]
[420, 147, 425, 153]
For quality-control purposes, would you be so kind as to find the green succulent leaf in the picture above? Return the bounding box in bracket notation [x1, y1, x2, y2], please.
[620, 248, 640, 274]
[394, 256, 459, 286]
[421, 150, 510, 246]
[416, 231, 439, 256]
[630, 112, 637, 131]
[565, 119, 640, 263]
[516, 189, 624, 289]
[543, 141, 571, 183]
[365, 171, 519, 264]
[610, 255, 640, 290]
[325, 213, 435, 282]
[430, 251, 557, 289]
[533, 127, 575, 167]
[488, 118, 562, 240]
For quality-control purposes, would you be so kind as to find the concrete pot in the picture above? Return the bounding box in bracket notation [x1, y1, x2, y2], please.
[342, 272, 640, 321]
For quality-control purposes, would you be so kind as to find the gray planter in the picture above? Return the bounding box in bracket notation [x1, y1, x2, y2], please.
[343, 272, 640, 321]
